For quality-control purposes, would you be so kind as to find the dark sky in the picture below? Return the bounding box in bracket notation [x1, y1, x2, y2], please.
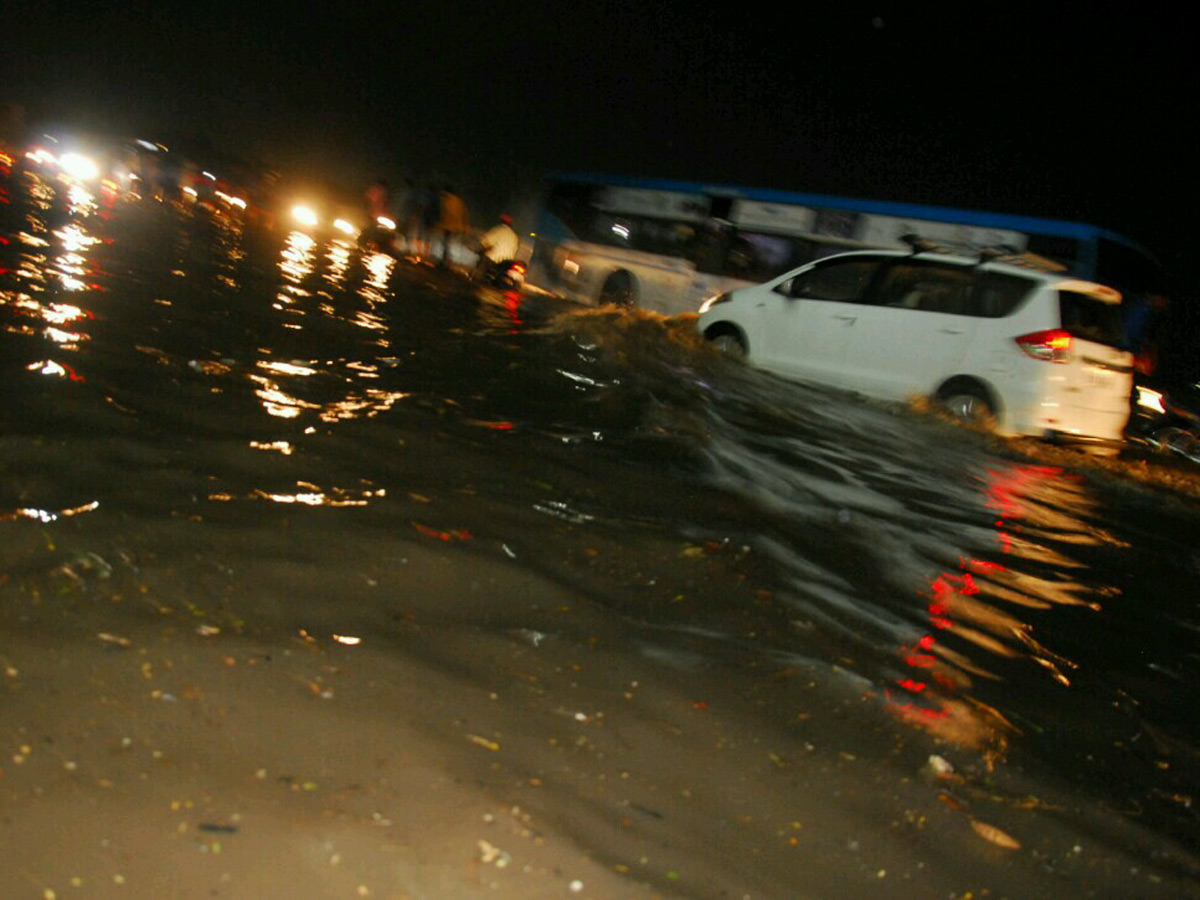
[3, 3, 1196, 283]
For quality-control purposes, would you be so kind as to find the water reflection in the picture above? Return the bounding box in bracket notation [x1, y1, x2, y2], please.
[64, 183, 97, 217]
[212, 207, 246, 292]
[278, 229, 317, 298]
[243, 234, 404, 430]
[884, 463, 1104, 752]
[0, 174, 102, 382]
[359, 250, 394, 304]
[323, 238, 353, 289]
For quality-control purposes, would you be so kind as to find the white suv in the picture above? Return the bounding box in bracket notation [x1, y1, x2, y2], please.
[697, 249, 1134, 443]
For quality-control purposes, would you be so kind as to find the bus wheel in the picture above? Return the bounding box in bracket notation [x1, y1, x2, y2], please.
[598, 271, 634, 307]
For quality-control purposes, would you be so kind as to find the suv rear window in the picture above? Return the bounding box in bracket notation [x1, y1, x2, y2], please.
[972, 272, 1035, 318]
[1058, 291, 1125, 348]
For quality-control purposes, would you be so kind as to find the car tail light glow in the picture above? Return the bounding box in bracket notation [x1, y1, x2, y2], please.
[1015, 329, 1072, 362]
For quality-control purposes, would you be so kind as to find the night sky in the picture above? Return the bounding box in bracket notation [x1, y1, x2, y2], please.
[3, 4, 1196, 285]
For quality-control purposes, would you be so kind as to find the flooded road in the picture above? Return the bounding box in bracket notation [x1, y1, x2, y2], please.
[2, 169, 1199, 899]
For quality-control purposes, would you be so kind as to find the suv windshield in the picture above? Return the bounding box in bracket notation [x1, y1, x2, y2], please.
[1059, 291, 1125, 348]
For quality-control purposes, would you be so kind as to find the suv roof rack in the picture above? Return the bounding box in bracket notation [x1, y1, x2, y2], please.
[898, 234, 1070, 275]
[977, 247, 1068, 274]
[899, 232, 945, 255]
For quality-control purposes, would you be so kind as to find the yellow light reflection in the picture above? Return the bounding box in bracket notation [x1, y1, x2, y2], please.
[257, 360, 317, 377]
[54, 224, 100, 253]
[324, 239, 352, 287]
[44, 326, 87, 346]
[247, 375, 320, 419]
[64, 184, 97, 216]
[245, 484, 386, 507]
[279, 230, 317, 285]
[364, 252, 393, 290]
[357, 251, 395, 304]
[1, 501, 99, 523]
[318, 389, 410, 422]
[249, 441, 295, 455]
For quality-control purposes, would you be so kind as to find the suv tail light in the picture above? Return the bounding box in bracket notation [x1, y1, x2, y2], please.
[1015, 329, 1072, 362]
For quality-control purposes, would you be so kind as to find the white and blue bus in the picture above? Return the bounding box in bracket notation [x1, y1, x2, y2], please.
[530, 172, 1163, 317]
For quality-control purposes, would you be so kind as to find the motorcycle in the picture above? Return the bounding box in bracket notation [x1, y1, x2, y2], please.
[474, 257, 527, 291]
[1127, 381, 1200, 465]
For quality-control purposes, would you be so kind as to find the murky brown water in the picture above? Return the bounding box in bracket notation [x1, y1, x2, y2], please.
[2, 165, 1199, 898]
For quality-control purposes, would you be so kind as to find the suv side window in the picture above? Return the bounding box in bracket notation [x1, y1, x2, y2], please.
[972, 271, 1035, 317]
[866, 261, 1035, 317]
[868, 261, 976, 314]
[778, 257, 883, 303]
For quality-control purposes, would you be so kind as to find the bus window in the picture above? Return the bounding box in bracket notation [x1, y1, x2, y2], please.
[723, 232, 817, 282]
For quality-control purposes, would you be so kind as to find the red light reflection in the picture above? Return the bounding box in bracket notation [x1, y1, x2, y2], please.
[887, 465, 1064, 738]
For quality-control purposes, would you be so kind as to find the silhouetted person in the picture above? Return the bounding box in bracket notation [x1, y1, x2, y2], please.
[474, 213, 520, 280]
[437, 185, 469, 267]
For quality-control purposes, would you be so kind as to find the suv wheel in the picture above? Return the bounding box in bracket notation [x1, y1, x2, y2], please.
[939, 388, 995, 429]
[709, 332, 747, 358]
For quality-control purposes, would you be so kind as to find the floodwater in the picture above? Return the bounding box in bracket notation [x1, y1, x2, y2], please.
[2, 168, 1198, 899]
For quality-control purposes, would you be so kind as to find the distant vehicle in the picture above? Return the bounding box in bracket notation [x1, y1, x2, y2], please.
[530, 173, 1163, 317]
[1127, 380, 1200, 464]
[474, 258, 527, 291]
[696, 246, 1134, 445]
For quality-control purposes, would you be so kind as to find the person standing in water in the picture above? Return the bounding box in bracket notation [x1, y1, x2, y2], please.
[437, 184, 469, 267]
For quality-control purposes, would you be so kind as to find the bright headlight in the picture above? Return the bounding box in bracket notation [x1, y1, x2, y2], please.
[292, 205, 319, 228]
[1136, 386, 1165, 413]
[698, 292, 731, 314]
[60, 153, 100, 181]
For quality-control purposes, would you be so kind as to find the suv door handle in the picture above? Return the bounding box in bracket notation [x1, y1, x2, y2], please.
[939, 328, 965, 335]
[834, 315, 857, 323]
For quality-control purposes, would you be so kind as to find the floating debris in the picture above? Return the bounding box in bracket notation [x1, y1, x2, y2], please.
[477, 839, 512, 868]
[970, 819, 1021, 849]
[198, 823, 239, 834]
[926, 754, 955, 778]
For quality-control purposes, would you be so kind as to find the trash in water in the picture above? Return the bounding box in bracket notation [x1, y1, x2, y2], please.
[926, 754, 955, 778]
[477, 839, 511, 868]
[970, 818, 1021, 849]
[198, 823, 239, 834]
[412, 522, 473, 541]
